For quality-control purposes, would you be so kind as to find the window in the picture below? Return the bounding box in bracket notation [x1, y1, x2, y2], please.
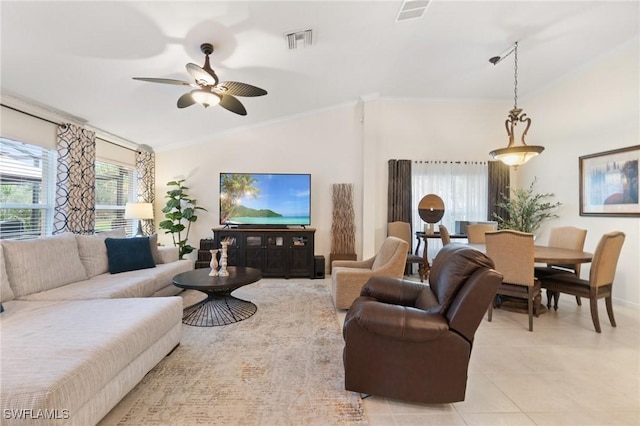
[95, 160, 136, 236]
[0, 138, 56, 239]
[412, 161, 488, 259]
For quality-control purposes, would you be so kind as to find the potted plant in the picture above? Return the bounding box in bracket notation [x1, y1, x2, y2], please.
[492, 179, 561, 234]
[159, 179, 207, 259]
[330, 183, 356, 271]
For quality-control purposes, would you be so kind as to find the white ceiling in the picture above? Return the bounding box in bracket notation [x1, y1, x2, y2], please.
[1, 1, 638, 151]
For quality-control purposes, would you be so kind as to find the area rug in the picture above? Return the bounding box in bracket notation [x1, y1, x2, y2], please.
[98, 279, 367, 425]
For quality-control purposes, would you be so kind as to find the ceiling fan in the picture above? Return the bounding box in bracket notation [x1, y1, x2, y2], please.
[133, 43, 267, 116]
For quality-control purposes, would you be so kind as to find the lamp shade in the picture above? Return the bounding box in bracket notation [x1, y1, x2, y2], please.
[490, 145, 544, 166]
[191, 90, 221, 108]
[124, 202, 154, 220]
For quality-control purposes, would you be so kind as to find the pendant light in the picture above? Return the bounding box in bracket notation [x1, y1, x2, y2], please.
[489, 42, 544, 167]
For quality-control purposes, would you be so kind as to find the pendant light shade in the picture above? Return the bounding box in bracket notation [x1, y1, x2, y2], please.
[489, 42, 544, 167]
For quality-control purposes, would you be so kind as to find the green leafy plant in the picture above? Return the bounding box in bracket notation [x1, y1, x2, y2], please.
[493, 179, 561, 234]
[159, 179, 207, 259]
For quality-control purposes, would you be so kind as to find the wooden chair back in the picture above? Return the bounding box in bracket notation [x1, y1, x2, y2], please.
[485, 230, 535, 286]
[439, 225, 451, 245]
[467, 223, 497, 244]
[590, 231, 625, 288]
[547, 226, 587, 275]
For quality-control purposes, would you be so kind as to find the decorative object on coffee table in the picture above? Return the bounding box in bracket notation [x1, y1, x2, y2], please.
[219, 240, 229, 277]
[173, 266, 262, 327]
[208, 249, 219, 276]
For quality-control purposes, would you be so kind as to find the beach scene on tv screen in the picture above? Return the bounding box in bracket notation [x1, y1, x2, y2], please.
[220, 173, 311, 225]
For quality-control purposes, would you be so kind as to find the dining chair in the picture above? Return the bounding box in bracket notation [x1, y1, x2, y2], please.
[387, 221, 426, 282]
[466, 223, 497, 244]
[534, 226, 587, 309]
[485, 230, 540, 331]
[439, 224, 451, 246]
[540, 231, 625, 333]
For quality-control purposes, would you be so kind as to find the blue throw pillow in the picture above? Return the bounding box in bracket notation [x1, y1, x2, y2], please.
[105, 237, 156, 274]
[0, 302, 3, 313]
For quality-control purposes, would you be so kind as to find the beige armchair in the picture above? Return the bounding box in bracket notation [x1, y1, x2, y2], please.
[387, 221, 426, 282]
[331, 236, 408, 309]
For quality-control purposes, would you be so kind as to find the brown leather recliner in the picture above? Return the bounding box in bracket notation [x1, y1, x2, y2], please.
[342, 243, 502, 403]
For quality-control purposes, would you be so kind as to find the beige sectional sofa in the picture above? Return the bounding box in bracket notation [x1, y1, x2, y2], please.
[0, 232, 194, 425]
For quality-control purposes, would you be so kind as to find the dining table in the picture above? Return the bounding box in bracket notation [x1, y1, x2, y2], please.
[468, 243, 593, 315]
[467, 243, 593, 265]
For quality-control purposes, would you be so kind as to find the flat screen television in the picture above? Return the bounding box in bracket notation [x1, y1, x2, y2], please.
[219, 173, 311, 227]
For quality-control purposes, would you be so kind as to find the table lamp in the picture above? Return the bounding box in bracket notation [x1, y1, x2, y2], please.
[124, 202, 154, 237]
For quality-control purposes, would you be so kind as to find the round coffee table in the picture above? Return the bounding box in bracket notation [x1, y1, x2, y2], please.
[172, 266, 262, 327]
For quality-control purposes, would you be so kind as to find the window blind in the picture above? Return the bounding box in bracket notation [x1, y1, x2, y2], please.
[95, 159, 136, 236]
[0, 138, 56, 239]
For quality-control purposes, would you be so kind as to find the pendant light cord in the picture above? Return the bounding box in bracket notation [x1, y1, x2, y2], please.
[513, 42, 519, 109]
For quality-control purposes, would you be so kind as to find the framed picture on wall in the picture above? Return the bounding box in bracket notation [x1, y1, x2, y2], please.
[579, 145, 640, 217]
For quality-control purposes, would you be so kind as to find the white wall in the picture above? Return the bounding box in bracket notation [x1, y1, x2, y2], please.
[519, 38, 640, 306]
[155, 106, 363, 260]
[156, 38, 638, 307]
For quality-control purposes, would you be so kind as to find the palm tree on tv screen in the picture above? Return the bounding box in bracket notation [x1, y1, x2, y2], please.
[220, 174, 260, 223]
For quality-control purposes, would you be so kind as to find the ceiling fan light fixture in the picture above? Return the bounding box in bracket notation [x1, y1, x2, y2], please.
[191, 90, 221, 108]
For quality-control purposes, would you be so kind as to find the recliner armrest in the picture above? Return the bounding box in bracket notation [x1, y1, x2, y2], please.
[360, 276, 425, 306]
[346, 301, 450, 342]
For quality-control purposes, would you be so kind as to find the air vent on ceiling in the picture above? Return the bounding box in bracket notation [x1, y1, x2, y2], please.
[396, 0, 431, 22]
[285, 29, 313, 49]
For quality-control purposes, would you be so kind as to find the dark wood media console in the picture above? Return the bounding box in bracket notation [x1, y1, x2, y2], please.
[197, 227, 316, 279]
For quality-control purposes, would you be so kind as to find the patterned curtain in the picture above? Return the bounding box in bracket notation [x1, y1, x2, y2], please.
[53, 123, 96, 234]
[136, 146, 156, 235]
[387, 159, 412, 223]
[488, 160, 510, 223]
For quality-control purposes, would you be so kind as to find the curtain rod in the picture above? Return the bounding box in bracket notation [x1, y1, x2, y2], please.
[2, 103, 141, 153]
[96, 137, 138, 153]
[413, 160, 488, 164]
[1, 103, 60, 126]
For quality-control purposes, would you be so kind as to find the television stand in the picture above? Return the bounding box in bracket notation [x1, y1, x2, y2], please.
[237, 224, 288, 229]
[198, 227, 316, 279]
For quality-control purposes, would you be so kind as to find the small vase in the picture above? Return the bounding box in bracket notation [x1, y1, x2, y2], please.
[208, 249, 219, 276]
[219, 241, 229, 277]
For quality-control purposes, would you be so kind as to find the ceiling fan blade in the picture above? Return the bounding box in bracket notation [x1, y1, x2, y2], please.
[177, 92, 196, 109]
[133, 77, 192, 86]
[218, 81, 267, 97]
[186, 63, 217, 86]
[219, 94, 247, 116]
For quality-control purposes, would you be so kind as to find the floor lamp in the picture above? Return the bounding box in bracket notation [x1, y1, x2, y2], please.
[124, 202, 154, 237]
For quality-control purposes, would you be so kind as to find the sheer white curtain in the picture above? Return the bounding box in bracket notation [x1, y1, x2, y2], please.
[412, 161, 488, 261]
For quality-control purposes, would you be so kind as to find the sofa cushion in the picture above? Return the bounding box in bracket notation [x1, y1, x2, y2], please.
[148, 233, 164, 265]
[105, 237, 156, 274]
[2, 233, 88, 298]
[77, 229, 128, 278]
[0, 244, 15, 302]
[0, 298, 182, 423]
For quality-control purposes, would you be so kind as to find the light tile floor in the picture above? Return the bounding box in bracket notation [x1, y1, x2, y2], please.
[334, 280, 640, 426]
